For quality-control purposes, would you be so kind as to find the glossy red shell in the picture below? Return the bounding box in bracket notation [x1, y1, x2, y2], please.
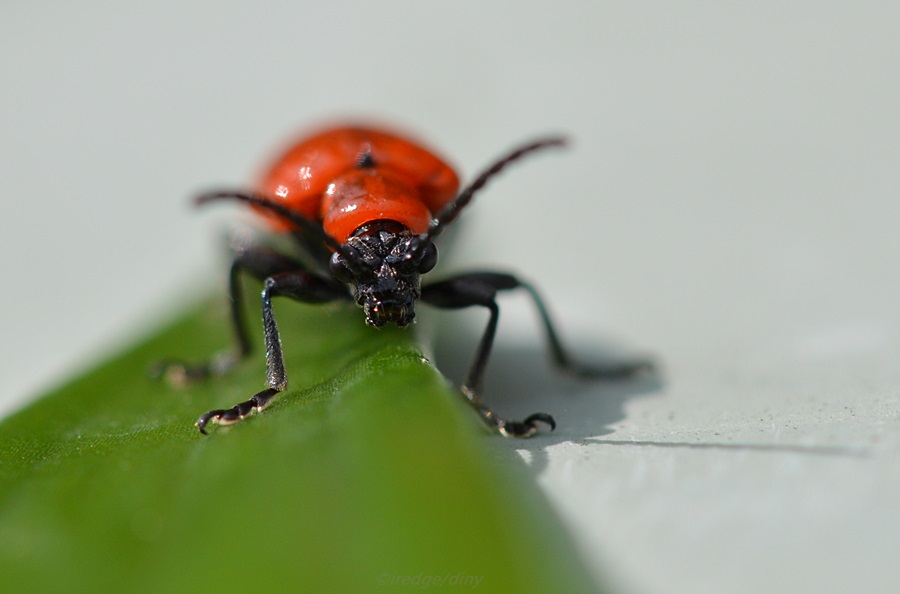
[253, 126, 460, 242]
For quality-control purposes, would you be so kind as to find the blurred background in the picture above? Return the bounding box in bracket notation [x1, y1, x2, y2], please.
[2, 2, 899, 593]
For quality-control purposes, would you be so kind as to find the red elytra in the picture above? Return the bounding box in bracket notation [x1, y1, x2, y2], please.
[253, 126, 460, 243]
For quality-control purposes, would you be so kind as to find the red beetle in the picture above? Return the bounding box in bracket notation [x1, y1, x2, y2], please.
[156, 124, 650, 437]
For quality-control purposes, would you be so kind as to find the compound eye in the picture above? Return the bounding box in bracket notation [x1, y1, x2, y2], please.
[329, 251, 354, 283]
[417, 242, 438, 274]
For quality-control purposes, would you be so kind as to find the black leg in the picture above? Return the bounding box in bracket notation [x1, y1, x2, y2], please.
[421, 272, 547, 437]
[422, 271, 652, 438]
[150, 244, 315, 386]
[515, 279, 653, 379]
[195, 270, 350, 434]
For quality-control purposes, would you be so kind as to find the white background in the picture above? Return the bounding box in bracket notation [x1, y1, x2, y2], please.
[2, 2, 899, 593]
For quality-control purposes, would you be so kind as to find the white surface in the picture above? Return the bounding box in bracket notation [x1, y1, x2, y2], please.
[2, 2, 899, 593]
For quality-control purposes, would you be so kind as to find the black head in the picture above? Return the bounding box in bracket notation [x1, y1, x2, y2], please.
[329, 220, 438, 327]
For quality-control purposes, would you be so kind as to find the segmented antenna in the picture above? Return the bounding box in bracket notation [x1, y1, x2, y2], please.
[420, 136, 567, 244]
[194, 191, 343, 253]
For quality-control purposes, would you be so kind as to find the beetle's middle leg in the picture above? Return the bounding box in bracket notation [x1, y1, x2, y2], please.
[151, 243, 318, 385]
[422, 271, 652, 437]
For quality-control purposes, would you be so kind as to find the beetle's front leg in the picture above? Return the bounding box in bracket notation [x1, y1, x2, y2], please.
[196, 271, 349, 434]
[422, 273, 556, 438]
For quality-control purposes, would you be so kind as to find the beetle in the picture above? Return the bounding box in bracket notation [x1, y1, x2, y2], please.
[155, 125, 650, 437]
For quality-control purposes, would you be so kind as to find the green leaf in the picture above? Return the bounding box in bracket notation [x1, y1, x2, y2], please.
[0, 296, 601, 593]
